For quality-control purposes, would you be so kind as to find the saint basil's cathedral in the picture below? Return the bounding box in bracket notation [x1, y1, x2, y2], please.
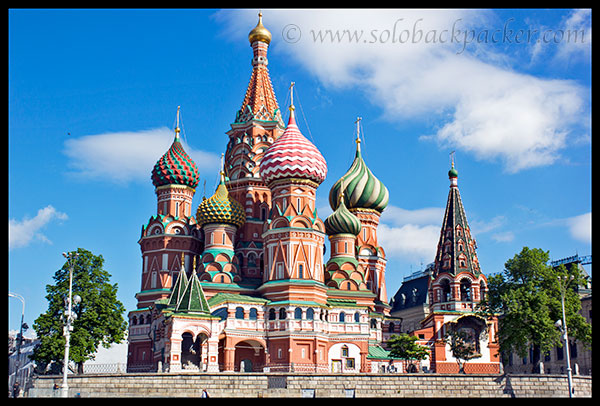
[126, 14, 500, 374]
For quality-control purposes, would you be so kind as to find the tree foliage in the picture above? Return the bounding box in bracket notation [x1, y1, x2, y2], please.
[478, 247, 591, 365]
[444, 329, 481, 373]
[31, 248, 128, 374]
[387, 333, 429, 360]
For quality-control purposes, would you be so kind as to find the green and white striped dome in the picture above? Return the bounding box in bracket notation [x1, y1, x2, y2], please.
[324, 193, 362, 236]
[328, 140, 389, 213]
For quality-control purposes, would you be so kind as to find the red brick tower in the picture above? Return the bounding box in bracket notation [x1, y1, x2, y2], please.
[224, 12, 285, 283]
[418, 158, 500, 373]
[128, 107, 202, 370]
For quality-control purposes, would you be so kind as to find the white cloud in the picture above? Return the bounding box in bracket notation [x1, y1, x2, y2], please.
[377, 205, 443, 261]
[491, 231, 515, 243]
[380, 206, 444, 227]
[64, 128, 221, 184]
[554, 9, 591, 63]
[378, 223, 440, 262]
[567, 212, 591, 244]
[9, 205, 68, 250]
[216, 9, 589, 173]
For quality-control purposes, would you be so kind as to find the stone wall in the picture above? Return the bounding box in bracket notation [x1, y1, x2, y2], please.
[29, 372, 591, 398]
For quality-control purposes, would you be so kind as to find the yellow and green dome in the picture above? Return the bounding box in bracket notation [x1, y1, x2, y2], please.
[196, 174, 246, 228]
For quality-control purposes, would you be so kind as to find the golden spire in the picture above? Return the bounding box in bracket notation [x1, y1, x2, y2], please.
[355, 117, 362, 152]
[175, 106, 181, 140]
[248, 11, 272, 45]
[289, 82, 296, 112]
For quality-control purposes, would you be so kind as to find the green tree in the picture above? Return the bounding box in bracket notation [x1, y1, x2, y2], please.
[387, 333, 429, 371]
[31, 248, 128, 374]
[444, 329, 481, 374]
[478, 247, 591, 372]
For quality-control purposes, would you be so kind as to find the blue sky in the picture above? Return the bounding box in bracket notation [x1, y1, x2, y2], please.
[9, 9, 591, 334]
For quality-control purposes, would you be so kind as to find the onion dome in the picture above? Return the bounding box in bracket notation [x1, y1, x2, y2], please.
[259, 84, 327, 185]
[324, 189, 362, 236]
[151, 107, 200, 189]
[449, 164, 458, 179]
[248, 12, 272, 45]
[328, 129, 389, 213]
[196, 173, 246, 228]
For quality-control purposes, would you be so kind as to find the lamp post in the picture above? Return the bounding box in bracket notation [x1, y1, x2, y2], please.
[8, 292, 25, 390]
[556, 274, 575, 398]
[61, 252, 81, 398]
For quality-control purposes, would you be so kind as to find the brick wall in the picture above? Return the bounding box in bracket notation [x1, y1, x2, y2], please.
[29, 373, 591, 398]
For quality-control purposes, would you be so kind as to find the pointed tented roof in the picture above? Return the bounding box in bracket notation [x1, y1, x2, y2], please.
[433, 163, 481, 276]
[168, 268, 188, 308]
[175, 272, 210, 314]
[235, 13, 282, 125]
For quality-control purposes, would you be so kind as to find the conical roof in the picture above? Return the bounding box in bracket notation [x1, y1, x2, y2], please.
[168, 267, 188, 308]
[175, 271, 210, 314]
[433, 163, 481, 276]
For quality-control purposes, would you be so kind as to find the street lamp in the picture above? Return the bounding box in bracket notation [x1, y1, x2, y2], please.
[61, 252, 81, 398]
[556, 274, 575, 398]
[8, 292, 26, 389]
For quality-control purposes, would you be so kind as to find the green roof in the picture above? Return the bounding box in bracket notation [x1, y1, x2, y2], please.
[367, 345, 400, 360]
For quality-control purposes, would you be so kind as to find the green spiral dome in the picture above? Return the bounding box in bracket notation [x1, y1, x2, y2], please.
[324, 196, 362, 236]
[329, 142, 389, 213]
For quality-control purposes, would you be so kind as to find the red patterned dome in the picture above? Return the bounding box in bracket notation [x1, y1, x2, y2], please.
[151, 130, 200, 189]
[259, 111, 327, 185]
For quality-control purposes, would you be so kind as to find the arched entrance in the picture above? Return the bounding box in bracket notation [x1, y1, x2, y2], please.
[234, 339, 266, 372]
[181, 332, 209, 370]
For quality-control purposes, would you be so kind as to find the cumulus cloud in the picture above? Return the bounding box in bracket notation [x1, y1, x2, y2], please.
[9, 205, 68, 250]
[216, 9, 589, 173]
[378, 222, 440, 262]
[566, 212, 591, 244]
[64, 128, 220, 184]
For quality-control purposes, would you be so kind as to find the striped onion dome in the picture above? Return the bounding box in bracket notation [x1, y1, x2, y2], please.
[196, 173, 246, 228]
[328, 139, 389, 213]
[151, 129, 200, 189]
[324, 192, 362, 236]
[259, 110, 327, 186]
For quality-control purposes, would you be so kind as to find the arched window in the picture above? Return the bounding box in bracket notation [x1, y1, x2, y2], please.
[306, 308, 314, 320]
[269, 308, 276, 320]
[354, 312, 360, 323]
[440, 279, 451, 302]
[339, 312, 346, 322]
[235, 307, 244, 319]
[294, 307, 303, 320]
[388, 322, 395, 333]
[249, 308, 258, 320]
[279, 308, 287, 320]
[460, 278, 472, 301]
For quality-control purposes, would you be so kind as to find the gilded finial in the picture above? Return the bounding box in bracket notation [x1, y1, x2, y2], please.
[289, 82, 296, 112]
[175, 106, 181, 139]
[248, 11, 272, 45]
